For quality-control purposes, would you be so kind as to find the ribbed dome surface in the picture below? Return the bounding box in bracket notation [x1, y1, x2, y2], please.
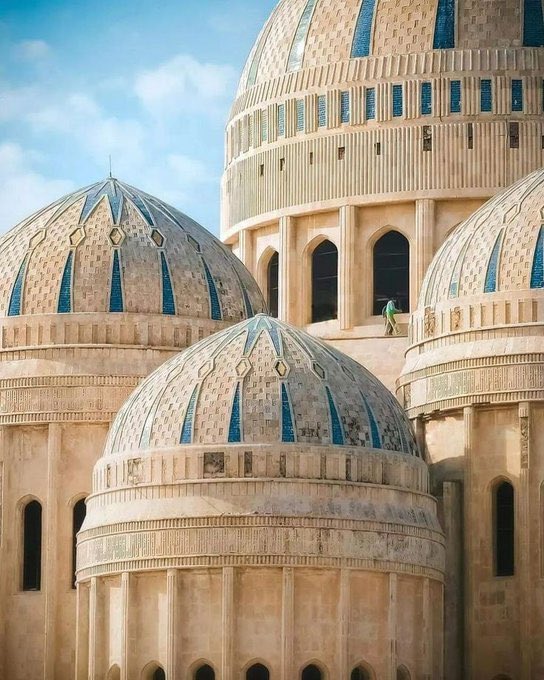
[238, 0, 539, 94]
[0, 178, 265, 321]
[105, 314, 418, 456]
[420, 167, 544, 308]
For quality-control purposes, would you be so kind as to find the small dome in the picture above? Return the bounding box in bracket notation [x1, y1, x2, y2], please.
[0, 178, 265, 321]
[105, 314, 418, 456]
[237, 0, 539, 95]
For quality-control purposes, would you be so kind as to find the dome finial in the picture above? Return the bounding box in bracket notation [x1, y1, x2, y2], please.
[108, 154, 113, 179]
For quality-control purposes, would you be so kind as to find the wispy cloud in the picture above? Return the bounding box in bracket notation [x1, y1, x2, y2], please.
[14, 39, 51, 61]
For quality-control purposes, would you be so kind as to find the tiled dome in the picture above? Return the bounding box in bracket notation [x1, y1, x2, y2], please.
[105, 314, 418, 456]
[237, 0, 541, 95]
[0, 178, 265, 321]
[419, 167, 544, 308]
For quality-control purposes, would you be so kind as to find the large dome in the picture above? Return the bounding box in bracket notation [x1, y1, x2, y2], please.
[0, 178, 264, 322]
[237, 0, 541, 95]
[105, 313, 418, 455]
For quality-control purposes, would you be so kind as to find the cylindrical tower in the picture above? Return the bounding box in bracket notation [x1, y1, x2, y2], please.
[77, 314, 445, 680]
[0, 178, 265, 680]
[399, 167, 544, 679]
[221, 0, 544, 388]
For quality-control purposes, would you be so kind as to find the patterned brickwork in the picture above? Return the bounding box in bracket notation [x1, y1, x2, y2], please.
[372, 0, 434, 56]
[458, 0, 521, 49]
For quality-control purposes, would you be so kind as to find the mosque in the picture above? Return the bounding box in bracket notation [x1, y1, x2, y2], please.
[0, 0, 544, 679]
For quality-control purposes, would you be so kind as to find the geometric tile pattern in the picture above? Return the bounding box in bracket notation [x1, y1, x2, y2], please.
[433, 0, 455, 49]
[104, 314, 419, 456]
[0, 178, 265, 322]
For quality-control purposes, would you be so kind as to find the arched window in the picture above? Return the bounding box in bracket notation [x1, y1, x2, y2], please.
[351, 666, 372, 680]
[302, 664, 323, 680]
[152, 668, 165, 680]
[72, 498, 86, 588]
[246, 663, 270, 680]
[107, 665, 121, 680]
[311, 240, 338, 322]
[267, 252, 279, 318]
[494, 481, 515, 576]
[22, 500, 42, 591]
[373, 231, 409, 315]
[195, 665, 215, 680]
[397, 665, 411, 680]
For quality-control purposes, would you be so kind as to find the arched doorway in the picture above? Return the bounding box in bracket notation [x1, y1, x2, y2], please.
[22, 499, 42, 591]
[246, 663, 270, 680]
[311, 240, 338, 322]
[494, 480, 515, 576]
[351, 665, 372, 680]
[302, 664, 323, 680]
[373, 231, 409, 315]
[194, 664, 215, 680]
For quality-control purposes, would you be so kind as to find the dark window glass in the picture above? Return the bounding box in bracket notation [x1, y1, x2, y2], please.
[72, 498, 87, 588]
[311, 240, 338, 322]
[373, 231, 410, 315]
[450, 80, 461, 113]
[23, 500, 42, 591]
[195, 665, 215, 680]
[495, 481, 515, 576]
[267, 252, 279, 318]
[246, 663, 270, 680]
[152, 669, 165, 680]
[397, 667, 411, 680]
[351, 667, 371, 680]
[302, 665, 322, 680]
[509, 122, 520, 149]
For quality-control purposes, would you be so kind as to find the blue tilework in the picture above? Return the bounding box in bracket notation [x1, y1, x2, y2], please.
[246, 9, 277, 88]
[361, 393, 382, 449]
[351, 0, 377, 57]
[281, 383, 295, 443]
[106, 180, 123, 223]
[484, 231, 503, 293]
[512, 79, 523, 112]
[124, 188, 154, 226]
[392, 84, 403, 117]
[202, 259, 222, 321]
[524, 0, 544, 46]
[448, 237, 472, 298]
[244, 315, 266, 354]
[228, 383, 242, 443]
[480, 79, 492, 112]
[530, 226, 544, 288]
[450, 80, 462, 113]
[57, 250, 74, 313]
[325, 386, 344, 445]
[8, 254, 28, 316]
[433, 0, 456, 49]
[296, 99, 305, 131]
[421, 82, 432, 115]
[79, 180, 125, 225]
[180, 386, 198, 444]
[109, 250, 124, 312]
[340, 91, 350, 123]
[318, 95, 327, 127]
[160, 252, 176, 315]
[261, 110, 268, 141]
[287, 0, 319, 72]
[365, 87, 376, 119]
[278, 104, 285, 136]
[267, 323, 282, 355]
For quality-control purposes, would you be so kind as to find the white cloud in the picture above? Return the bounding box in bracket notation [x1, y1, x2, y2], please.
[14, 39, 51, 61]
[0, 84, 39, 122]
[134, 54, 237, 117]
[0, 142, 75, 234]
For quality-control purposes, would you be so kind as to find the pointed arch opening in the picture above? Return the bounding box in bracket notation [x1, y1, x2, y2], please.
[373, 230, 409, 315]
[107, 665, 121, 680]
[22, 499, 42, 591]
[311, 239, 338, 322]
[246, 663, 270, 680]
[494, 480, 515, 576]
[194, 664, 215, 680]
[302, 664, 323, 680]
[397, 666, 411, 680]
[351, 665, 373, 680]
[72, 497, 87, 588]
[267, 251, 279, 318]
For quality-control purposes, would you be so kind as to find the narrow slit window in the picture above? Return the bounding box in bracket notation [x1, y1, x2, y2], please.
[340, 91, 350, 123]
[267, 252, 279, 318]
[392, 84, 403, 117]
[467, 122, 474, 150]
[338, 146, 346, 160]
[494, 481, 515, 576]
[423, 126, 432, 151]
[279, 158, 285, 171]
[421, 82, 432, 115]
[72, 498, 86, 588]
[22, 500, 42, 591]
[450, 80, 461, 113]
[365, 87, 376, 120]
[480, 79, 492, 112]
[311, 240, 338, 322]
[509, 122, 520, 149]
[375, 141, 381, 155]
[512, 79, 523, 112]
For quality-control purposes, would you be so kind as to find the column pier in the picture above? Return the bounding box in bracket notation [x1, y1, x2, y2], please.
[279, 216, 297, 324]
[339, 205, 357, 330]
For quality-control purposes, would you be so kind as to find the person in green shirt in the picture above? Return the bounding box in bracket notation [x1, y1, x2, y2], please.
[382, 299, 402, 336]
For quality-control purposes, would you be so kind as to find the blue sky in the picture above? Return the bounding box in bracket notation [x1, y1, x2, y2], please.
[0, 0, 277, 234]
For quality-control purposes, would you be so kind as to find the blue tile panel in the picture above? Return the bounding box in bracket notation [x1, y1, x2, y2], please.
[351, 0, 377, 57]
[421, 82, 432, 115]
[325, 386, 344, 445]
[244, 316, 262, 354]
[202, 259, 222, 321]
[160, 252, 176, 315]
[433, 0, 456, 49]
[8, 254, 28, 316]
[261, 110, 268, 141]
[281, 383, 296, 443]
[530, 226, 544, 288]
[180, 386, 198, 444]
[57, 250, 74, 313]
[392, 84, 403, 117]
[124, 187, 154, 226]
[480, 79, 492, 112]
[278, 104, 285, 136]
[228, 383, 242, 443]
[239, 277, 254, 319]
[365, 87, 376, 119]
[246, 7, 277, 89]
[484, 231, 503, 293]
[287, 0, 319, 72]
[340, 91, 350, 123]
[524, 0, 544, 46]
[512, 79, 523, 112]
[361, 392, 382, 449]
[109, 250, 124, 312]
[267, 323, 282, 355]
[296, 99, 305, 131]
[318, 95, 327, 127]
[450, 80, 461, 113]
